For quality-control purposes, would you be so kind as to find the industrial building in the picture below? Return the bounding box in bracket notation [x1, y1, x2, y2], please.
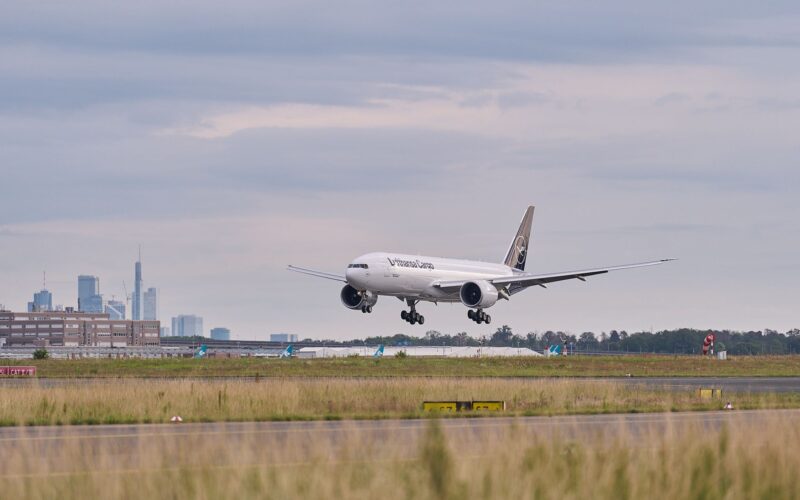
[295, 346, 541, 358]
[0, 310, 160, 348]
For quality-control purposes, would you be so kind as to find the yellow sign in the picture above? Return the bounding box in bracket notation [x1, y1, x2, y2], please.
[697, 388, 723, 399]
[422, 401, 505, 412]
[422, 402, 459, 412]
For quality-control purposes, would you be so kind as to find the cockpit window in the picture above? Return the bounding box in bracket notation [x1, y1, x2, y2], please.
[348, 264, 369, 269]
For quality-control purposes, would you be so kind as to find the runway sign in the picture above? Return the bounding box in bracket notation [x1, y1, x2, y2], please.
[422, 401, 505, 412]
[0, 366, 36, 376]
[697, 388, 722, 399]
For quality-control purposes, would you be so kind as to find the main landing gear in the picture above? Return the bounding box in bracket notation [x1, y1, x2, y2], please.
[361, 305, 373, 313]
[401, 300, 424, 325]
[468, 309, 491, 325]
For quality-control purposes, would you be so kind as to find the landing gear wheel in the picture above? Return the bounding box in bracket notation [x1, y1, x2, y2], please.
[401, 301, 424, 325]
[366, 305, 372, 313]
[469, 309, 490, 324]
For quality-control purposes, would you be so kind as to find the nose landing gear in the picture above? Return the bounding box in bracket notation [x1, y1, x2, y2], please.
[468, 309, 491, 324]
[361, 305, 373, 313]
[401, 301, 424, 325]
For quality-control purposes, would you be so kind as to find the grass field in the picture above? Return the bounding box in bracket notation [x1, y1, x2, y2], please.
[1, 378, 799, 426]
[4, 354, 800, 378]
[2, 413, 799, 499]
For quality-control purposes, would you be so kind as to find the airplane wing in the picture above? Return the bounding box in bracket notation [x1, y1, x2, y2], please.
[433, 259, 675, 294]
[287, 265, 347, 283]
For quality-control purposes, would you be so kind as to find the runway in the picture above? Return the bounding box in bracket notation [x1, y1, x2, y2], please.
[1, 409, 797, 478]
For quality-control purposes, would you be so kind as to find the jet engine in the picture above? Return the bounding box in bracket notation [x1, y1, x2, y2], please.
[340, 284, 378, 311]
[459, 280, 499, 309]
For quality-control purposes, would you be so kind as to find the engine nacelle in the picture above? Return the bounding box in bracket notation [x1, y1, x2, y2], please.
[459, 280, 499, 309]
[340, 285, 378, 310]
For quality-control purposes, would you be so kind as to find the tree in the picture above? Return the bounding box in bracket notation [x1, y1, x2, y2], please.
[33, 348, 49, 360]
[578, 332, 598, 351]
[489, 325, 514, 346]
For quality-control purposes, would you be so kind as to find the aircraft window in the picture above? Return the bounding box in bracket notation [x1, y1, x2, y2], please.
[348, 264, 369, 269]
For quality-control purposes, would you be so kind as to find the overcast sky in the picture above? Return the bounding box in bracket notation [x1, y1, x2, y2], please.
[1, 1, 798, 340]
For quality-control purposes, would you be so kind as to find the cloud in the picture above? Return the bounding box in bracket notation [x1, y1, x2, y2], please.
[1, 0, 799, 337]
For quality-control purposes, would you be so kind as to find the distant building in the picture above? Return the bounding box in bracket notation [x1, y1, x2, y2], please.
[0, 310, 160, 347]
[27, 289, 53, 312]
[270, 333, 298, 343]
[132, 259, 143, 321]
[160, 327, 171, 337]
[77, 275, 103, 313]
[171, 315, 203, 337]
[143, 288, 158, 321]
[105, 300, 126, 320]
[210, 327, 231, 341]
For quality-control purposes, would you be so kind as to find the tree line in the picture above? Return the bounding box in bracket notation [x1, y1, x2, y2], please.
[363, 327, 800, 355]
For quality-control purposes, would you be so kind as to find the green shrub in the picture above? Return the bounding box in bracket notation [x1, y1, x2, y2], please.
[33, 348, 49, 360]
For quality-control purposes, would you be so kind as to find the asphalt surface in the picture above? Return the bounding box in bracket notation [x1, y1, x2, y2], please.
[1, 409, 798, 478]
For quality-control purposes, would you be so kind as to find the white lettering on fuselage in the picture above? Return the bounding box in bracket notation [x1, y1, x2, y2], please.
[387, 257, 434, 270]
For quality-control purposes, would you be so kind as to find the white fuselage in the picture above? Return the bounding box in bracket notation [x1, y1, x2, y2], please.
[345, 252, 515, 302]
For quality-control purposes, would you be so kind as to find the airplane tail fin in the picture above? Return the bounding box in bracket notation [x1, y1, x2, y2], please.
[194, 344, 207, 358]
[280, 345, 294, 358]
[373, 344, 384, 358]
[504, 206, 535, 271]
[545, 344, 562, 357]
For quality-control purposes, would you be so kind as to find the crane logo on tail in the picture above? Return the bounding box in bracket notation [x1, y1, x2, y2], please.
[514, 235, 528, 266]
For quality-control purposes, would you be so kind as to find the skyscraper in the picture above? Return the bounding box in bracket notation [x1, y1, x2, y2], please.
[105, 300, 126, 320]
[171, 315, 203, 337]
[132, 253, 143, 321]
[77, 275, 103, 313]
[27, 289, 53, 312]
[77, 275, 98, 310]
[143, 287, 158, 321]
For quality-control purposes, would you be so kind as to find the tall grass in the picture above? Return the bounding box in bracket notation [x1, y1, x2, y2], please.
[1, 411, 798, 499]
[1, 378, 798, 425]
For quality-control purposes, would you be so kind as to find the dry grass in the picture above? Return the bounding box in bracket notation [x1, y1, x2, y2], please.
[1, 411, 799, 499]
[1, 378, 798, 426]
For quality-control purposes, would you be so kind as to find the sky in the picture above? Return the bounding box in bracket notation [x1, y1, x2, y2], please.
[1, 1, 798, 340]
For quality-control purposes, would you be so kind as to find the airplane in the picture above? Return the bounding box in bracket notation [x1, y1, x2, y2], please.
[194, 344, 208, 359]
[279, 345, 294, 358]
[373, 344, 385, 358]
[288, 206, 674, 326]
[544, 345, 562, 357]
